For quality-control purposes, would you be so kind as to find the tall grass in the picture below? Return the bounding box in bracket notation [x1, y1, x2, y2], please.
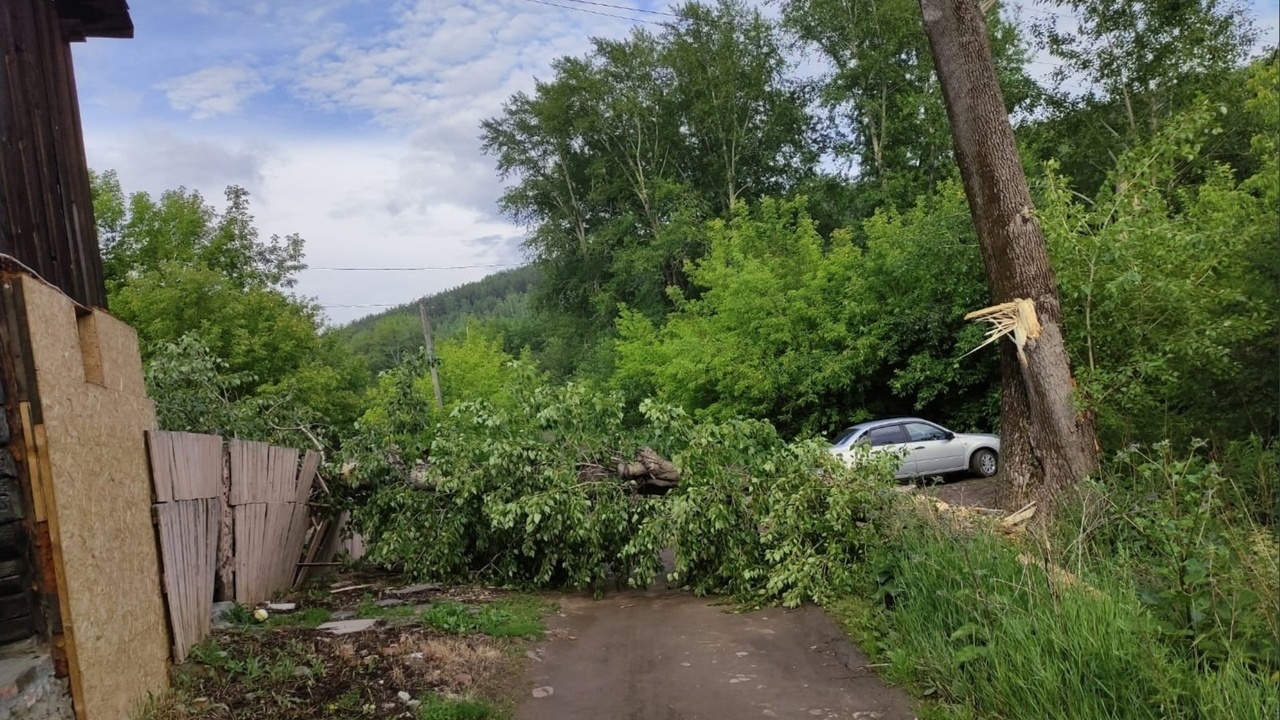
[837, 484, 1277, 720]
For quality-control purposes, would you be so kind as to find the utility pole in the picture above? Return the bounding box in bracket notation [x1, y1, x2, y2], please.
[918, 0, 1098, 514]
[419, 301, 444, 410]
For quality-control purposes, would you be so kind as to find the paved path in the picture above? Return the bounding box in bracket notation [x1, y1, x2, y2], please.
[515, 586, 917, 720]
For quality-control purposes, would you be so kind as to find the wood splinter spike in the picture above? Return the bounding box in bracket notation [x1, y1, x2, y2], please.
[962, 298, 1042, 364]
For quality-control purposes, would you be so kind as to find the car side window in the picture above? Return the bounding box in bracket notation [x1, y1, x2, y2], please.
[905, 422, 948, 442]
[866, 425, 906, 447]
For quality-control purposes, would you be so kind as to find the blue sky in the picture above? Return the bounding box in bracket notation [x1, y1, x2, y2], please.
[72, 0, 1279, 324]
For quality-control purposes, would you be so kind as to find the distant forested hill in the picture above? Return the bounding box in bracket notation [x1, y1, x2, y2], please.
[335, 265, 540, 374]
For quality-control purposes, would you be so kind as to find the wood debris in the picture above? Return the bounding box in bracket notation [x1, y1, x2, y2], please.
[1001, 502, 1037, 527]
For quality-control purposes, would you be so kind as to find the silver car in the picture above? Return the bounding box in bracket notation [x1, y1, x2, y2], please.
[828, 417, 1000, 480]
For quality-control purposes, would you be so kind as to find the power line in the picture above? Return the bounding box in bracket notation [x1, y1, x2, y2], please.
[320, 303, 406, 308]
[305, 262, 523, 271]
[513, 0, 665, 25]
[556, 0, 678, 17]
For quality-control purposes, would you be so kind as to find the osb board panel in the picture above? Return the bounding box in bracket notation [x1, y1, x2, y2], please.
[89, 308, 146, 396]
[20, 277, 169, 720]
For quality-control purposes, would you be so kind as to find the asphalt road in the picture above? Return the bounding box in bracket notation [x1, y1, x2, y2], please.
[515, 586, 917, 720]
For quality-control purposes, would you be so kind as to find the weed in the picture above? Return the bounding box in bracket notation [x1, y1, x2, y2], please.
[420, 596, 552, 638]
[1053, 443, 1279, 671]
[218, 603, 255, 626]
[417, 696, 496, 720]
[264, 607, 332, 629]
[838, 496, 1278, 720]
[422, 601, 476, 634]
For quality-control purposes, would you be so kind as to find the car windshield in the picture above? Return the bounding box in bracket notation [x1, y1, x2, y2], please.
[831, 425, 869, 446]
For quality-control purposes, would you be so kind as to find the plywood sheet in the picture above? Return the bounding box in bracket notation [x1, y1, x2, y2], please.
[20, 277, 169, 720]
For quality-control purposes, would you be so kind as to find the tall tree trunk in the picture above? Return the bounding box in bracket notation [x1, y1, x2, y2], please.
[918, 0, 1099, 513]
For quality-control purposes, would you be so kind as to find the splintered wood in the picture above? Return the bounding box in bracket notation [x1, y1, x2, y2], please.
[230, 440, 319, 605]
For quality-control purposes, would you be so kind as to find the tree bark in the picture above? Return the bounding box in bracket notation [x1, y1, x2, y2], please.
[918, 0, 1098, 514]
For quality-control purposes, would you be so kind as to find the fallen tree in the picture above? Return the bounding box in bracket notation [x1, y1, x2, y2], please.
[349, 378, 897, 605]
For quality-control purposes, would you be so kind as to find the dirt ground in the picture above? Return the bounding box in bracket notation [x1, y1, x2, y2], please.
[516, 584, 917, 720]
[920, 475, 1001, 508]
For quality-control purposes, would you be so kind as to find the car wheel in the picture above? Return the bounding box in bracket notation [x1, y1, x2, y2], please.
[970, 448, 998, 478]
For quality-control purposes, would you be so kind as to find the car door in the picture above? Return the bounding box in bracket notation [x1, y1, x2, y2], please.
[863, 424, 912, 478]
[903, 422, 964, 474]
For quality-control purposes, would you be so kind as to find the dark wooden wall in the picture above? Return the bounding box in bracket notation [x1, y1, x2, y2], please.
[0, 0, 108, 309]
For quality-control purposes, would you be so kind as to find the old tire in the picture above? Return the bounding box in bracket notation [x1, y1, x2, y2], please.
[970, 448, 998, 478]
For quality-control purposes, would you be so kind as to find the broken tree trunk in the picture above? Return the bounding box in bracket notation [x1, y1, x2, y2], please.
[215, 447, 235, 600]
[918, 0, 1099, 515]
[617, 448, 681, 489]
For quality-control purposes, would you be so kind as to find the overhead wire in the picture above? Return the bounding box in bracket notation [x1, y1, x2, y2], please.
[554, 0, 679, 17]
[513, 0, 666, 25]
[305, 262, 522, 271]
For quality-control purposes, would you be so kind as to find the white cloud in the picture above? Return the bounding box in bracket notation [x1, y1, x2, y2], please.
[84, 128, 526, 324]
[162, 66, 270, 119]
[84, 127, 272, 197]
[76, 0, 1276, 327]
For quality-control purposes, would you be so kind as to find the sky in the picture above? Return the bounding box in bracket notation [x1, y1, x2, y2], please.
[72, 0, 1279, 325]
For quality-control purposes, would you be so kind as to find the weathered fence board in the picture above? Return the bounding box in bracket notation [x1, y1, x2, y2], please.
[147, 432, 322, 657]
[228, 446, 317, 605]
[154, 499, 218, 663]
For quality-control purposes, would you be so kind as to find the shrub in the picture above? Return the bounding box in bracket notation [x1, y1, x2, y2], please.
[847, 500, 1277, 719]
[1055, 442, 1279, 674]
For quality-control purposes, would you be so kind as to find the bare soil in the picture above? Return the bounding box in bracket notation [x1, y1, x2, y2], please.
[168, 624, 515, 719]
[144, 576, 544, 720]
[921, 475, 1001, 508]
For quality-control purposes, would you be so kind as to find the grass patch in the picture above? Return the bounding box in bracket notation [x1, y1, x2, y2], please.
[214, 603, 332, 630]
[265, 607, 332, 629]
[836, 502, 1278, 720]
[421, 596, 552, 638]
[417, 697, 498, 720]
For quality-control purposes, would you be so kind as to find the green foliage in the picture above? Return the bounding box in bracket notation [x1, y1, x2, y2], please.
[481, 0, 813, 334]
[353, 369, 894, 606]
[664, 415, 898, 606]
[614, 193, 997, 438]
[782, 0, 1036, 220]
[1040, 62, 1279, 444]
[265, 607, 333, 629]
[841, 501, 1277, 719]
[1056, 442, 1279, 672]
[419, 597, 550, 638]
[94, 175, 304, 295]
[355, 375, 667, 590]
[417, 697, 496, 720]
[338, 266, 541, 375]
[91, 171, 369, 445]
[216, 603, 256, 627]
[1026, 0, 1261, 196]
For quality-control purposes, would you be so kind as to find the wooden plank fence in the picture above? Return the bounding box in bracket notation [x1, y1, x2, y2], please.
[146, 431, 322, 663]
[146, 432, 221, 663]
